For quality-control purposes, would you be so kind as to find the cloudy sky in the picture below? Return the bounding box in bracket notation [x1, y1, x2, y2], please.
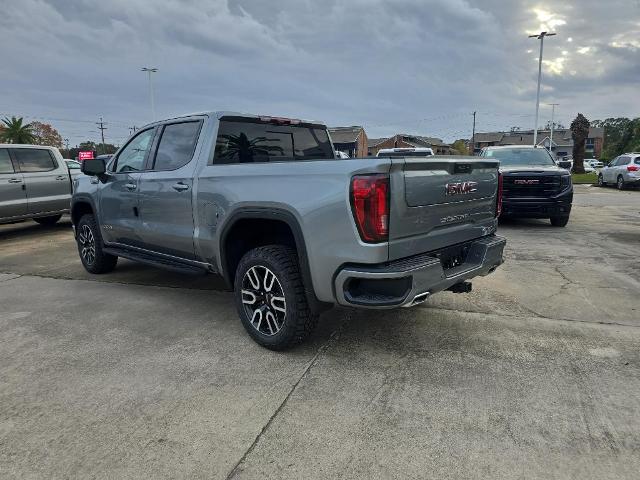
[1, 0, 639, 146]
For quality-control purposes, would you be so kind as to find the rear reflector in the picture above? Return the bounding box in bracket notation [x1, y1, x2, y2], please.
[496, 172, 503, 217]
[350, 174, 389, 243]
[627, 165, 639, 172]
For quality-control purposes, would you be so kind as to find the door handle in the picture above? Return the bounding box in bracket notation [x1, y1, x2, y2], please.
[8, 178, 22, 183]
[55, 175, 67, 181]
[172, 182, 190, 192]
[124, 183, 137, 191]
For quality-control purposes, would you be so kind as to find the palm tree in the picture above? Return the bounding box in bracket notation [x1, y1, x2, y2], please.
[216, 133, 285, 162]
[570, 113, 590, 174]
[0, 116, 36, 144]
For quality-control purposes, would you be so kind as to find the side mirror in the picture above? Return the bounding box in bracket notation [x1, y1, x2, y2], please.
[81, 158, 106, 176]
[557, 161, 571, 169]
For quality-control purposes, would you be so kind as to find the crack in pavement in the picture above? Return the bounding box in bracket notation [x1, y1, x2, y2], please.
[225, 317, 348, 479]
[422, 304, 640, 329]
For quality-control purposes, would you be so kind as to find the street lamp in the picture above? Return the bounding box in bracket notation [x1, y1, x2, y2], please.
[528, 32, 556, 146]
[141, 67, 158, 121]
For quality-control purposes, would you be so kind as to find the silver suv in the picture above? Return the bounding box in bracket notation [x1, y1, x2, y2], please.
[598, 153, 640, 190]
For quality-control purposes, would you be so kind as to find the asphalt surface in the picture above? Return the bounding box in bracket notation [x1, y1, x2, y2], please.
[1, 185, 639, 479]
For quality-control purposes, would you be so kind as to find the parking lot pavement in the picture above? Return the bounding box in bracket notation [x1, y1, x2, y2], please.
[1, 185, 639, 479]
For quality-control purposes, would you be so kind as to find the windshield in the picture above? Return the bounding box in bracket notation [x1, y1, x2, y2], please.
[485, 148, 555, 166]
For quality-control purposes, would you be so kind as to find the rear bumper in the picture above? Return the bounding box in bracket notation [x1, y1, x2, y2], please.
[502, 188, 573, 218]
[333, 235, 506, 309]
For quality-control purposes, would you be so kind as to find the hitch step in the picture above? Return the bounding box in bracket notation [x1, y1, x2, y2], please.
[447, 281, 472, 294]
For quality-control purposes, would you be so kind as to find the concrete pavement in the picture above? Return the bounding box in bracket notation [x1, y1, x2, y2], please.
[1, 185, 639, 479]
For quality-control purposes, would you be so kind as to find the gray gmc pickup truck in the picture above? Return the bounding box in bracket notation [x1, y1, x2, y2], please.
[72, 112, 505, 349]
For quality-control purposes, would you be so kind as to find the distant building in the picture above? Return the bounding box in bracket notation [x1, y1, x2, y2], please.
[471, 127, 605, 159]
[328, 126, 368, 158]
[367, 134, 453, 156]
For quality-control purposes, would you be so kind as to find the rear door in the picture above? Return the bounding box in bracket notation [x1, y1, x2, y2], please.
[99, 127, 156, 246]
[388, 156, 499, 259]
[137, 119, 203, 259]
[12, 147, 69, 214]
[0, 148, 27, 219]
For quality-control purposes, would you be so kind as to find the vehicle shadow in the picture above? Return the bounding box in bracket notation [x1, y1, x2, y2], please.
[0, 218, 73, 241]
[497, 217, 555, 228]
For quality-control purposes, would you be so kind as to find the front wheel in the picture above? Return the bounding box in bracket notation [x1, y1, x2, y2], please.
[76, 214, 118, 274]
[617, 175, 625, 190]
[550, 216, 570, 227]
[34, 214, 62, 225]
[234, 245, 319, 350]
[597, 175, 605, 187]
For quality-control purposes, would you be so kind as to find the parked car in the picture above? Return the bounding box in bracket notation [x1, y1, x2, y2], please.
[65, 159, 83, 178]
[72, 111, 505, 350]
[587, 159, 604, 168]
[377, 147, 434, 157]
[335, 151, 349, 159]
[481, 146, 572, 227]
[598, 153, 640, 189]
[1, 144, 73, 225]
[556, 158, 596, 172]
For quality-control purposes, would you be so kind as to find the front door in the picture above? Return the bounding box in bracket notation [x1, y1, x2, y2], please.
[98, 127, 156, 247]
[0, 148, 27, 219]
[11, 148, 69, 214]
[137, 120, 202, 259]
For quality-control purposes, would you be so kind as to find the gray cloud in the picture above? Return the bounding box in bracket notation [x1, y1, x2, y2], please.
[0, 0, 638, 146]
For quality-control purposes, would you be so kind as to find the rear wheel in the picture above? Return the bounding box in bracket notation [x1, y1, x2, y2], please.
[34, 214, 62, 225]
[234, 245, 318, 350]
[76, 214, 118, 274]
[550, 216, 569, 227]
[617, 175, 625, 190]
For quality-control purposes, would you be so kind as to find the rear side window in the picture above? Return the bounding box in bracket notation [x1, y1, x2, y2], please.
[12, 149, 56, 172]
[635, 157, 640, 165]
[0, 149, 13, 174]
[214, 119, 334, 164]
[618, 156, 630, 166]
[153, 121, 201, 170]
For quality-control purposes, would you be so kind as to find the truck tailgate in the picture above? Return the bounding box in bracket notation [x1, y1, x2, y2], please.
[388, 156, 500, 260]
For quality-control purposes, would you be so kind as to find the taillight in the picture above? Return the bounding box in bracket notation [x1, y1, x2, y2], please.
[496, 172, 503, 217]
[627, 164, 639, 172]
[350, 174, 389, 243]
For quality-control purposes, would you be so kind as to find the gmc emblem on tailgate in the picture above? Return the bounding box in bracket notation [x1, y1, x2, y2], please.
[445, 181, 478, 195]
[514, 179, 539, 185]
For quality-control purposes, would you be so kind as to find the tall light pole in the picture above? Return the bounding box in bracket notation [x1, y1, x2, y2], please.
[141, 67, 158, 121]
[529, 32, 556, 146]
[547, 103, 559, 157]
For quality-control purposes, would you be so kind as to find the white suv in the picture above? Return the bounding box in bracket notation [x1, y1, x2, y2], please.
[598, 153, 640, 189]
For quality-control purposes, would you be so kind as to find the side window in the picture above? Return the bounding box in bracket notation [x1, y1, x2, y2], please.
[153, 121, 201, 170]
[12, 149, 56, 172]
[618, 156, 630, 166]
[113, 128, 155, 173]
[634, 157, 640, 165]
[0, 149, 14, 174]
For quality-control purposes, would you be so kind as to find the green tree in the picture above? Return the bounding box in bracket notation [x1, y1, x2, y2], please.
[592, 117, 640, 160]
[451, 139, 468, 155]
[0, 116, 36, 144]
[570, 113, 590, 174]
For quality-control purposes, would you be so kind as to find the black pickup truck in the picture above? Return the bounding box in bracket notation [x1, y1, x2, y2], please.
[481, 146, 573, 227]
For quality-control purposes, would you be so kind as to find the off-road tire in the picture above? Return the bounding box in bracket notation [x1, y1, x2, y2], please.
[76, 214, 118, 274]
[34, 214, 62, 225]
[550, 216, 570, 227]
[617, 175, 625, 190]
[234, 245, 319, 350]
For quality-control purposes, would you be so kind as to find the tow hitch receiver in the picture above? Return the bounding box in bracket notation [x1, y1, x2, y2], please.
[447, 281, 472, 294]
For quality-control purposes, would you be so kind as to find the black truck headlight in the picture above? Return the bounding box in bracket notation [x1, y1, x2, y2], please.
[561, 175, 572, 188]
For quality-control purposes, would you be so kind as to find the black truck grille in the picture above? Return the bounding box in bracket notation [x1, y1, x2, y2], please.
[503, 175, 562, 197]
